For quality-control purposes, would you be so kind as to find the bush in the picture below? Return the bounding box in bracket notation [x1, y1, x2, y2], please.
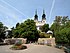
[39, 32, 50, 38]
[10, 45, 27, 50]
[10, 40, 27, 50]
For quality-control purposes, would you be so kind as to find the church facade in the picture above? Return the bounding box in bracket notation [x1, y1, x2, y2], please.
[34, 10, 46, 30]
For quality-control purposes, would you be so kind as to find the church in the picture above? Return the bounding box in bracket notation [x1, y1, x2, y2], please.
[34, 10, 46, 30]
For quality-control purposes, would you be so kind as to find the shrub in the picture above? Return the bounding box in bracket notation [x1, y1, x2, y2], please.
[10, 40, 27, 50]
[10, 45, 27, 50]
[39, 32, 50, 38]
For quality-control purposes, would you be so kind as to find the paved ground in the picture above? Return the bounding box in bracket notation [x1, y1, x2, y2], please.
[0, 44, 65, 53]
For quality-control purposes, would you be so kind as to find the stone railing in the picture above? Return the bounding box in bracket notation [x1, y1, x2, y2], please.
[38, 38, 56, 46]
[4, 38, 27, 45]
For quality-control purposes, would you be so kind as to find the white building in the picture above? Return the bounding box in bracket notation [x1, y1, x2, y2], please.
[34, 10, 46, 30]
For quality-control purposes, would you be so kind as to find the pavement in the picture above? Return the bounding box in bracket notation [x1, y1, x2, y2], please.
[0, 44, 65, 53]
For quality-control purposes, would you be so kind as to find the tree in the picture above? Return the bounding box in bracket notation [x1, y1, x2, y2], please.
[40, 24, 49, 32]
[50, 22, 61, 37]
[10, 23, 21, 38]
[50, 16, 70, 45]
[65, 20, 70, 28]
[55, 27, 70, 45]
[16, 23, 20, 28]
[54, 16, 62, 23]
[65, 27, 70, 45]
[0, 22, 8, 42]
[11, 19, 39, 42]
[50, 23, 57, 31]
[50, 16, 62, 36]
[62, 16, 68, 25]
[22, 19, 39, 42]
[55, 28, 68, 44]
[50, 16, 69, 36]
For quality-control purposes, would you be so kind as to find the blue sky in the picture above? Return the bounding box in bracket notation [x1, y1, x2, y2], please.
[0, 0, 70, 29]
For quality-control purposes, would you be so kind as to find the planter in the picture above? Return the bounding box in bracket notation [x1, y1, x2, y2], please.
[10, 45, 27, 50]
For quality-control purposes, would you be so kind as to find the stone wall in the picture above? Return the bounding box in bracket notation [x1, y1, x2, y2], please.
[4, 38, 27, 45]
[38, 38, 56, 46]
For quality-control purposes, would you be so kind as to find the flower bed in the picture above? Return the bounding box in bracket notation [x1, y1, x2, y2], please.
[10, 45, 27, 50]
[10, 40, 27, 50]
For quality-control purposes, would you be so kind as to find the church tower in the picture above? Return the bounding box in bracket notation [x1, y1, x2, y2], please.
[42, 10, 46, 23]
[34, 9, 38, 22]
[34, 9, 46, 30]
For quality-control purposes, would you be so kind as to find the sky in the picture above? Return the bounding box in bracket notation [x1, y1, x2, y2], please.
[0, 0, 70, 29]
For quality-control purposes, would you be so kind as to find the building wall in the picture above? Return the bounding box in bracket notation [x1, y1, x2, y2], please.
[34, 20, 46, 30]
[38, 38, 56, 46]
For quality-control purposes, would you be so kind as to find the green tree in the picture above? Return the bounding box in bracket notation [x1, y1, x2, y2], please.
[0, 22, 8, 42]
[50, 16, 70, 45]
[55, 28, 68, 44]
[40, 24, 49, 32]
[22, 19, 39, 42]
[50, 16, 62, 36]
[16, 23, 20, 28]
[62, 16, 68, 25]
[54, 16, 62, 23]
[11, 19, 39, 42]
[65, 27, 70, 45]
[50, 22, 60, 37]
[55, 27, 70, 45]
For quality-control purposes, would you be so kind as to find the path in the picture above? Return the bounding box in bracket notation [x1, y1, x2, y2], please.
[0, 44, 65, 53]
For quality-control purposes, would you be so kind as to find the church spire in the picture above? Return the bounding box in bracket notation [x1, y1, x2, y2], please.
[34, 9, 38, 20]
[35, 9, 37, 15]
[43, 9, 45, 14]
[42, 9, 46, 20]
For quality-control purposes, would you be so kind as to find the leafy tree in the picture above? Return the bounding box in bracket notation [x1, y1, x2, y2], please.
[0, 22, 8, 42]
[11, 19, 39, 42]
[16, 23, 20, 28]
[54, 16, 62, 23]
[50, 23, 57, 31]
[6, 30, 12, 38]
[40, 24, 49, 32]
[55, 28, 68, 44]
[50, 22, 61, 37]
[50, 16, 70, 45]
[62, 16, 68, 25]
[55, 27, 70, 45]
[39, 32, 50, 38]
[22, 19, 39, 42]
[65, 27, 70, 45]
[39, 32, 45, 38]
[50, 16, 62, 36]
